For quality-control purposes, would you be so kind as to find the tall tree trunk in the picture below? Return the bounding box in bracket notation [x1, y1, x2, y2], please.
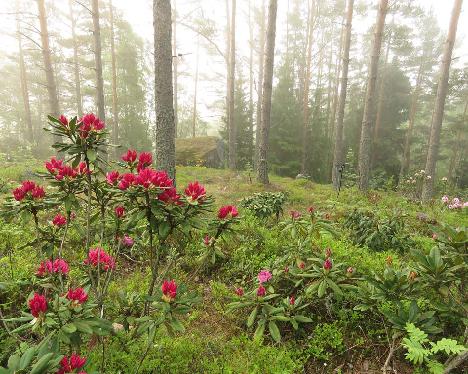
[332, 0, 354, 189]
[248, 0, 254, 164]
[399, 58, 424, 180]
[37, 0, 60, 120]
[172, 0, 178, 136]
[422, 0, 463, 201]
[16, 0, 33, 143]
[109, 0, 119, 159]
[154, 0, 176, 179]
[254, 0, 266, 168]
[300, 0, 315, 174]
[358, 0, 388, 191]
[69, 0, 83, 117]
[192, 35, 200, 138]
[228, 0, 237, 169]
[92, 0, 105, 123]
[448, 100, 467, 183]
[256, 0, 278, 184]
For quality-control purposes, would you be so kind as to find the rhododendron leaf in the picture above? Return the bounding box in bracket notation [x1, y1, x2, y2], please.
[11, 323, 32, 334]
[73, 320, 93, 334]
[19, 347, 36, 370]
[268, 321, 281, 343]
[87, 149, 97, 162]
[247, 307, 258, 328]
[318, 281, 327, 297]
[7, 354, 20, 370]
[326, 279, 343, 295]
[170, 319, 185, 332]
[29, 352, 55, 374]
[61, 323, 77, 334]
[254, 321, 265, 341]
[294, 315, 313, 323]
[158, 221, 171, 240]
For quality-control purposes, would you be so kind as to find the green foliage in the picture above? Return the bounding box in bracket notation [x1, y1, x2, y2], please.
[303, 322, 345, 361]
[240, 192, 287, 220]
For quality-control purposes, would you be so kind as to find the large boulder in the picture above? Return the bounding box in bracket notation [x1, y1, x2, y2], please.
[175, 136, 224, 168]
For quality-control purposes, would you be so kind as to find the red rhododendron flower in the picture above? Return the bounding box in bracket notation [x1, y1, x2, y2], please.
[298, 261, 305, 269]
[256, 285, 266, 297]
[106, 170, 120, 185]
[22, 180, 36, 193]
[203, 235, 212, 246]
[79, 113, 104, 138]
[36, 258, 69, 277]
[57, 353, 86, 374]
[66, 288, 88, 304]
[56, 165, 78, 180]
[184, 181, 206, 203]
[284, 266, 289, 273]
[118, 173, 136, 190]
[323, 258, 332, 271]
[114, 206, 125, 218]
[289, 296, 295, 305]
[217, 205, 238, 219]
[52, 213, 67, 227]
[45, 157, 64, 175]
[28, 293, 47, 317]
[121, 149, 137, 163]
[59, 115, 69, 128]
[235, 287, 244, 296]
[31, 186, 45, 199]
[158, 187, 181, 205]
[137, 152, 153, 172]
[135, 168, 156, 189]
[346, 267, 354, 277]
[78, 162, 89, 175]
[161, 279, 177, 302]
[13, 186, 26, 201]
[308, 206, 315, 213]
[290, 210, 301, 219]
[151, 170, 173, 188]
[84, 248, 115, 271]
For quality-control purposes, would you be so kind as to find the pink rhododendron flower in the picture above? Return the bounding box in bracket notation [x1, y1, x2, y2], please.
[323, 258, 332, 271]
[57, 353, 86, 374]
[290, 210, 301, 219]
[84, 248, 115, 271]
[432, 233, 437, 240]
[298, 261, 305, 269]
[36, 258, 69, 277]
[203, 235, 212, 246]
[257, 270, 272, 284]
[59, 115, 69, 128]
[45, 157, 64, 175]
[184, 181, 206, 203]
[79, 113, 104, 138]
[137, 152, 153, 172]
[122, 235, 134, 248]
[118, 173, 136, 190]
[346, 267, 354, 277]
[106, 170, 120, 185]
[114, 206, 125, 218]
[29, 293, 47, 317]
[161, 280, 177, 302]
[121, 149, 137, 163]
[235, 287, 244, 296]
[52, 214, 67, 227]
[289, 296, 295, 305]
[31, 186, 45, 199]
[78, 162, 90, 175]
[256, 285, 266, 297]
[13, 181, 45, 201]
[158, 187, 182, 205]
[218, 205, 238, 219]
[66, 288, 88, 304]
[441, 195, 449, 204]
[13, 186, 26, 201]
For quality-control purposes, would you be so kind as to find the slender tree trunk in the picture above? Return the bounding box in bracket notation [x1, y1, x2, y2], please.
[37, 0, 60, 120]
[228, 0, 237, 169]
[358, 0, 388, 191]
[92, 0, 105, 123]
[109, 0, 119, 159]
[448, 100, 467, 183]
[254, 0, 266, 168]
[300, 0, 315, 174]
[16, 0, 33, 143]
[399, 58, 424, 179]
[192, 35, 200, 138]
[69, 0, 83, 117]
[257, 0, 278, 184]
[154, 0, 176, 179]
[172, 0, 178, 136]
[248, 0, 254, 164]
[332, 0, 354, 189]
[422, 0, 463, 201]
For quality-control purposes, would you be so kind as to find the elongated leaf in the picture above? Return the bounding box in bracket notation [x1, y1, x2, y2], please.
[268, 321, 281, 343]
[30, 352, 55, 374]
[247, 306, 258, 328]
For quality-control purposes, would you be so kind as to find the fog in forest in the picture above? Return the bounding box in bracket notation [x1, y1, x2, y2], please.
[0, 0, 466, 191]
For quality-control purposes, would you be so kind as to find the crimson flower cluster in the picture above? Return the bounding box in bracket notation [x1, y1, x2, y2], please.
[66, 287, 88, 305]
[290, 210, 301, 220]
[57, 353, 87, 374]
[218, 205, 238, 220]
[28, 293, 47, 317]
[52, 213, 67, 227]
[36, 258, 70, 277]
[84, 248, 115, 271]
[121, 149, 153, 172]
[184, 181, 206, 203]
[161, 279, 177, 302]
[45, 157, 89, 180]
[13, 180, 45, 201]
[78, 113, 105, 139]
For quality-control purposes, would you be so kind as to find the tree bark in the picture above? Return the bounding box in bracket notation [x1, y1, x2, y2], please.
[192, 35, 200, 138]
[422, 0, 463, 201]
[254, 0, 266, 168]
[300, 0, 315, 174]
[228, 0, 237, 169]
[92, 0, 105, 124]
[248, 0, 254, 164]
[154, 0, 176, 180]
[69, 0, 83, 117]
[256, 0, 278, 184]
[332, 0, 354, 189]
[172, 0, 178, 136]
[37, 0, 60, 119]
[16, 0, 33, 143]
[399, 58, 424, 180]
[109, 0, 119, 159]
[358, 0, 388, 191]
